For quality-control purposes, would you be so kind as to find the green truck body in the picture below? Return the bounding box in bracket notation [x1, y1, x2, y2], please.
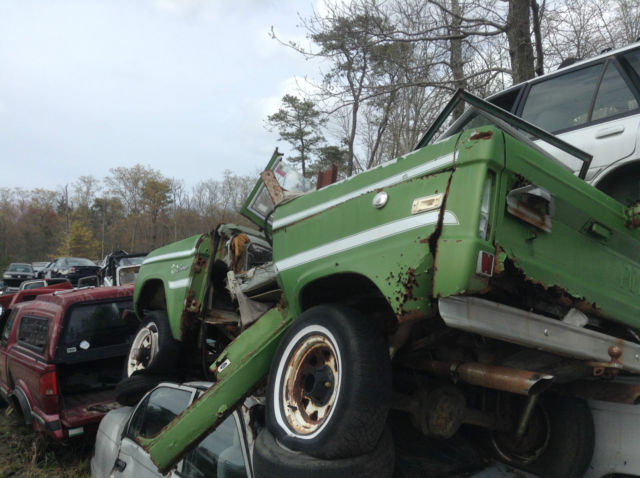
[129, 94, 640, 473]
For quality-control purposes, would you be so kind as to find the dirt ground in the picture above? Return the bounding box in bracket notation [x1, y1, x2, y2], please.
[0, 404, 91, 478]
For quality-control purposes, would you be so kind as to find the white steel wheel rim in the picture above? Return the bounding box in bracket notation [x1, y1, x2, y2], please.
[274, 325, 342, 439]
[127, 323, 159, 376]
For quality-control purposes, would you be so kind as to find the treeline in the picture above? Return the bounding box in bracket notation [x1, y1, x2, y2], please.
[4, 0, 639, 268]
[0, 165, 254, 268]
[268, 0, 640, 178]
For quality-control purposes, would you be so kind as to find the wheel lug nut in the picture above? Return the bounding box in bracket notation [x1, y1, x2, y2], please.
[324, 381, 331, 388]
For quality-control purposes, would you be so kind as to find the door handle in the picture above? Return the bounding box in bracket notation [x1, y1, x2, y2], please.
[113, 458, 127, 472]
[595, 125, 625, 139]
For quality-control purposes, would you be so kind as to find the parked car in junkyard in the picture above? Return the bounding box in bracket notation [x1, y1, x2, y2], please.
[0, 282, 74, 321]
[0, 285, 138, 440]
[36, 261, 54, 279]
[116, 41, 640, 478]
[18, 278, 71, 291]
[99, 251, 146, 287]
[44, 257, 101, 286]
[31, 261, 49, 277]
[93, 381, 640, 478]
[91, 382, 254, 478]
[2, 263, 36, 289]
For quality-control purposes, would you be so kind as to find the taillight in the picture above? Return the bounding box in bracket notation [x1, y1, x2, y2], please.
[476, 250, 495, 277]
[40, 371, 58, 396]
[69, 267, 76, 273]
[478, 174, 493, 240]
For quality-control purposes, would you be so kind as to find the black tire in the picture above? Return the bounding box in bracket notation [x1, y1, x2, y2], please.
[490, 393, 594, 478]
[115, 372, 174, 406]
[266, 304, 391, 459]
[253, 427, 395, 478]
[124, 310, 181, 379]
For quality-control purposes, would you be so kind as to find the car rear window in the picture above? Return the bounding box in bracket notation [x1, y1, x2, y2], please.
[67, 258, 96, 266]
[591, 62, 639, 121]
[58, 299, 137, 355]
[623, 48, 640, 78]
[18, 316, 49, 352]
[521, 63, 604, 132]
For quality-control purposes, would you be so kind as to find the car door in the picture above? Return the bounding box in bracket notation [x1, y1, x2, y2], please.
[0, 309, 18, 396]
[110, 383, 252, 478]
[113, 384, 195, 478]
[178, 407, 250, 478]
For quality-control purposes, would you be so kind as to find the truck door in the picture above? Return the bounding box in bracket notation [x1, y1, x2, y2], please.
[0, 309, 18, 395]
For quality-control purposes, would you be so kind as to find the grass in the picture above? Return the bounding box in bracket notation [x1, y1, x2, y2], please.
[0, 404, 91, 478]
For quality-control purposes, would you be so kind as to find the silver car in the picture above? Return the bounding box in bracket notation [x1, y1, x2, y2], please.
[91, 382, 254, 478]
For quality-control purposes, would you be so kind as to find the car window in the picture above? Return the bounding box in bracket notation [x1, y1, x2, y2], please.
[127, 387, 192, 440]
[58, 299, 136, 354]
[18, 316, 49, 352]
[623, 48, 640, 77]
[68, 258, 96, 266]
[180, 415, 247, 478]
[521, 63, 604, 132]
[591, 62, 639, 121]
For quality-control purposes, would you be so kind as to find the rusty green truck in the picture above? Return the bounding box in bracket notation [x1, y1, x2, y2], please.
[120, 90, 640, 478]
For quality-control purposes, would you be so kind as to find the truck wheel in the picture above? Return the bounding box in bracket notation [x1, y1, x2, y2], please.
[253, 427, 395, 478]
[125, 310, 180, 378]
[490, 394, 594, 478]
[266, 305, 391, 459]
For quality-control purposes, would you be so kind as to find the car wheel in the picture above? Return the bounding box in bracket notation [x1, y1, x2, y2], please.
[124, 310, 181, 378]
[115, 372, 175, 406]
[253, 427, 395, 478]
[490, 393, 594, 478]
[266, 304, 391, 459]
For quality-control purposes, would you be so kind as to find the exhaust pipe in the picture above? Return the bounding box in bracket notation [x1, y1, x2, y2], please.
[414, 359, 554, 396]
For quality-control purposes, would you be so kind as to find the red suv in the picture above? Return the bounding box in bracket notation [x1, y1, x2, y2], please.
[0, 285, 138, 439]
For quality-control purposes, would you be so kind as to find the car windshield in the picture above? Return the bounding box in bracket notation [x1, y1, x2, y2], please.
[67, 258, 96, 266]
[116, 256, 145, 267]
[7, 264, 32, 273]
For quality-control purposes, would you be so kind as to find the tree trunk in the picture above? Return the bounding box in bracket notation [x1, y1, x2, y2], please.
[450, 0, 467, 120]
[507, 0, 535, 83]
[530, 0, 544, 77]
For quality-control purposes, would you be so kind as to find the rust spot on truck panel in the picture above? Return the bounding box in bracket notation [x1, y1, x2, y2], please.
[396, 309, 426, 323]
[179, 289, 201, 341]
[396, 267, 418, 316]
[488, 256, 604, 322]
[193, 255, 207, 273]
[469, 130, 493, 141]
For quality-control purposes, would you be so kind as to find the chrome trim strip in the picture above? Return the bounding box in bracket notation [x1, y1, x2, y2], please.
[439, 296, 640, 373]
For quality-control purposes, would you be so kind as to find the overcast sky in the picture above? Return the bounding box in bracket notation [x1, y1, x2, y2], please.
[0, 0, 322, 192]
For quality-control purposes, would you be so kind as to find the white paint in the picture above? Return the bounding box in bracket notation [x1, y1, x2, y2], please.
[142, 248, 196, 265]
[273, 153, 455, 230]
[272, 324, 342, 440]
[168, 278, 191, 290]
[275, 210, 459, 272]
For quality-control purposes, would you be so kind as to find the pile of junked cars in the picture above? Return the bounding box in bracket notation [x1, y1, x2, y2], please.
[95, 41, 640, 478]
[5, 41, 640, 478]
